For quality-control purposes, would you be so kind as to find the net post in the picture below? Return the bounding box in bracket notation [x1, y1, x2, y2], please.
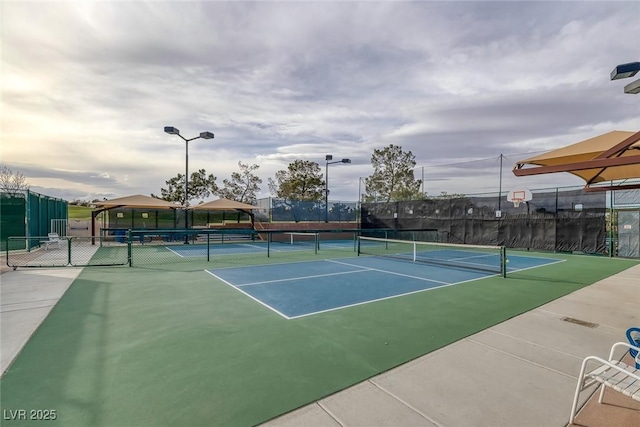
[267, 232, 271, 258]
[357, 235, 361, 256]
[314, 232, 318, 254]
[413, 241, 417, 262]
[500, 246, 507, 278]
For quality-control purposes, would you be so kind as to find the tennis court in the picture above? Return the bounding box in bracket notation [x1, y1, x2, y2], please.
[1, 234, 638, 427]
[165, 240, 320, 258]
[207, 249, 562, 319]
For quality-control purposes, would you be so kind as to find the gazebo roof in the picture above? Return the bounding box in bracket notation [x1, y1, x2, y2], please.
[94, 195, 181, 209]
[192, 198, 259, 211]
[513, 130, 640, 191]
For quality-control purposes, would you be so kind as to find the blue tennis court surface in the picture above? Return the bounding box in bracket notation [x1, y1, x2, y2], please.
[206, 253, 563, 319]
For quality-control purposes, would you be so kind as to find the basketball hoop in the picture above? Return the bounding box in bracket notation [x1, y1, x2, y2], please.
[506, 189, 532, 208]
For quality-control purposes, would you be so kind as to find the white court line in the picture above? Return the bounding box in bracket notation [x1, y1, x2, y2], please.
[239, 242, 294, 253]
[442, 253, 500, 269]
[289, 276, 484, 320]
[326, 259, 450, 285]
[239, 243, 269, 251]
[207, 258, 330, 271]
[288, 272, 497, 320]
[165, 247, 186, 258]
[287, 287, 447, 320]
[449, 253, 496, 261]
[237, 268, 371, 287]
[506, 258, 566, 273]
[204, 270, 291, 319]
[509, 253, 569, 261]
[205, 258, 498, 320]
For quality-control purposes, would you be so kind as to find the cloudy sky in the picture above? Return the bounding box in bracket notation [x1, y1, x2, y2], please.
[2, 1, 639, 203]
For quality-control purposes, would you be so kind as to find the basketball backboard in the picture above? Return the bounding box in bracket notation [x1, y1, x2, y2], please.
[506, 189, 532, 207]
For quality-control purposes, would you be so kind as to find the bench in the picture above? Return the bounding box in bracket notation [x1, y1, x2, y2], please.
[569, 341, 640, 424]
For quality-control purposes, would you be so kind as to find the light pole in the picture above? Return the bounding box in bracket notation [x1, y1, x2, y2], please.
[164, 126, 214, 243]
[325, 154, 351, 223]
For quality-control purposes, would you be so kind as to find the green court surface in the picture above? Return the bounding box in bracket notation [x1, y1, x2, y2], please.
[1, 248, 638, 426]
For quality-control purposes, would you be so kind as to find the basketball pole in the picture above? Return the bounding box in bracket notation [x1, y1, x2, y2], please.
[498, 154, 503, 211]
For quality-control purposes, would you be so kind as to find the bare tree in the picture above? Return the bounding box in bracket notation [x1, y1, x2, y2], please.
[0, 165, 30, 196]
[218, 162, 262, 204]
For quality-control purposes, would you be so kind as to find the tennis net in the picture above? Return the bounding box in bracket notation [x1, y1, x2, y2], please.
[357, 236, 507, 277]
[282, 232, 319, 248]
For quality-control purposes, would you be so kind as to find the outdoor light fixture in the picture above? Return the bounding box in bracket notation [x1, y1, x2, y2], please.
[610, 62, 640, 80]
[624, 79, 640, 94]
[164, 126, 215, 243]
[610, 61, 640, 94]
[325, 155, 352, 223]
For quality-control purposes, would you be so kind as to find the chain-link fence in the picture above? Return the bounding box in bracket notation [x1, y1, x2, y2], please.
[124, 228, 360, 267]
[6, 236, 128, 268]
[103, 207, 254, 230]
[254, 197, 358, 222]
[6, 228, 363, 269]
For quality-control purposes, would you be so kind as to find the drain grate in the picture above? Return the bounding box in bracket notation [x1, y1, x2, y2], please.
[562, 317, 599, 328]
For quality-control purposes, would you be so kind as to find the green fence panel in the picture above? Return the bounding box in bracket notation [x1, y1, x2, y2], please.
[2, 190, 68, 251]
[0, 194, 26, 251]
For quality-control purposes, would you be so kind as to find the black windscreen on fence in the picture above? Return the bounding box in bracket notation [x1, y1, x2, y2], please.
[361, 188, 607, 254]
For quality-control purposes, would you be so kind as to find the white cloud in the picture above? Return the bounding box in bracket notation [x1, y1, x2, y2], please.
[1, 1, 639, 203]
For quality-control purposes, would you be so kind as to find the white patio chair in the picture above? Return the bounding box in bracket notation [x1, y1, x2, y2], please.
[569, 341, 640, 424]
[40, 232, 62, 249]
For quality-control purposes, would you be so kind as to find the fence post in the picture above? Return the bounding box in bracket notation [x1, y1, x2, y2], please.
[609, 187, 615, 257]
[127, 229, 132, 267]
[67, 237, 72, 266]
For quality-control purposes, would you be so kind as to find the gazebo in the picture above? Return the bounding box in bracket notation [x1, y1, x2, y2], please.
[191, 198, 260, 227]
[91, 195, 181, 237]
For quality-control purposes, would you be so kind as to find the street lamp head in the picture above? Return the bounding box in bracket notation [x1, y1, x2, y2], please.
[200, 131, 215, 139]
[325, 154, 333, 161]
[610, 62, 640, 80]
[164, 126, 180, 135]
[341, 158, 351, 164]
[624, 79, 640, 94]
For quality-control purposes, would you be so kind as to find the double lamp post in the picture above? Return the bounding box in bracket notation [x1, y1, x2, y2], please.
[325, 155, 351, 223]
[164, 126, 214, 243]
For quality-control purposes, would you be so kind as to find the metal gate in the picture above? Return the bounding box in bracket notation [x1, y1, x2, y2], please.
[51, 219, 68, 236]
[617, 210, 640, 258]
[5, 236, 129, 269]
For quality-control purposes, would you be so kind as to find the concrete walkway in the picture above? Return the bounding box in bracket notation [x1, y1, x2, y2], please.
[1, 263, 638, 426]
[263, 264, 640, 427]
[1, 267, 84, 374]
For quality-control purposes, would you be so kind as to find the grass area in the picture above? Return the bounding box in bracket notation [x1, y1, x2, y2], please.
[68, 205, 93, 220]
[0, 248, 637, 426]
